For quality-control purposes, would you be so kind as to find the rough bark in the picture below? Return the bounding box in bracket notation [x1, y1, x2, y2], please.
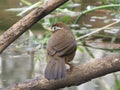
[0, 0, 68, 54]
[2, 54, 120, 90]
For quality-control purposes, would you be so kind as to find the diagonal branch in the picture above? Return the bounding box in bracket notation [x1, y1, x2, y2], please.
[4, 54, 120, 90]
[0, 0, 69, 54]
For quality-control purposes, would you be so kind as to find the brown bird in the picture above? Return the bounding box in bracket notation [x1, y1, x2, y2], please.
[44, 22, 77, 80]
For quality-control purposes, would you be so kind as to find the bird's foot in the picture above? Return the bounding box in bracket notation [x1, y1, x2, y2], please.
[66, 63, 74, 73]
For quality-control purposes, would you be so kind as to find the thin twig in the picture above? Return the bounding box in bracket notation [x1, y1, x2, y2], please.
[74, 4, 120, 24]
[77, 20, 120, 40]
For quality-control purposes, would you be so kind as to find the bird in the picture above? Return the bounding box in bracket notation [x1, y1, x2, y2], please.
[44, 22, 77, 80]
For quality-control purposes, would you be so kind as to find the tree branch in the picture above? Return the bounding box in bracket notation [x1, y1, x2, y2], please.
[3, 54, 120, 90]
[0, 0, 68, 54]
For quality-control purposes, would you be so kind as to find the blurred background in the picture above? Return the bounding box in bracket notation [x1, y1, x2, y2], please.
[0, 0, 120, 90]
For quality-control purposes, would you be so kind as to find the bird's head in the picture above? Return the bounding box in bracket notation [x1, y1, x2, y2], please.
[50, 22, 70, 33]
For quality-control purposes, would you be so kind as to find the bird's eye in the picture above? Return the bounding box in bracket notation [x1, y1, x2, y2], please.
[51, 26, 63, 32]
[52, 26, 57, 31]
[53, 26, 56, 30]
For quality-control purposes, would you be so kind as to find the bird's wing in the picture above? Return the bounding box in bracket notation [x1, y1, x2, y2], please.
[47, 31, 76, 57]
[53, 40, 76, 56]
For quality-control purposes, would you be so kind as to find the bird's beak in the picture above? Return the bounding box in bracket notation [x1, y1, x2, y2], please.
[47, 27, 54, 32]
[49, 28, 55, 32]
[44, 27, 54, 32]
[48, 28, 53, 32]
[44, 27, 52, 32]
[42, 25, 52, 32]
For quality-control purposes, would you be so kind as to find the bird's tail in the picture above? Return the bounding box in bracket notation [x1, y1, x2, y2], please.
[44, 57, 66, 80]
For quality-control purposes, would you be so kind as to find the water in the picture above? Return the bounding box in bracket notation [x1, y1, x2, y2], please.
[0, 0, 120, 90]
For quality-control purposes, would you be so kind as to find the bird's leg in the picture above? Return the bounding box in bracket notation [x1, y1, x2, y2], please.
[66, 62, 74, 73]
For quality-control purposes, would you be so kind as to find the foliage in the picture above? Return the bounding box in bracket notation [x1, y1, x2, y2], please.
[11, 0, 120, 59]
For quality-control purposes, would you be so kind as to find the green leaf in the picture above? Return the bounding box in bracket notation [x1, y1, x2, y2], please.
[77, 46, 84, 52]
[21, 0, 32, 6]
[84, 47, 95, 58]
[114, 74, 120, 90]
